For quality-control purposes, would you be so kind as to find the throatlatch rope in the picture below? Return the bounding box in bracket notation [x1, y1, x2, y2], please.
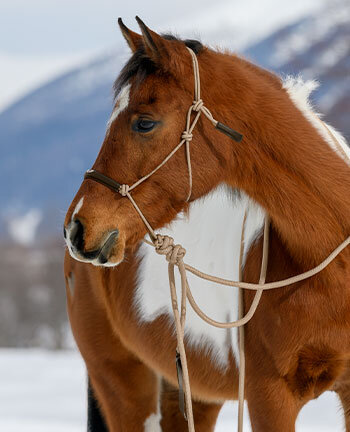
[84, 47, 350, 432]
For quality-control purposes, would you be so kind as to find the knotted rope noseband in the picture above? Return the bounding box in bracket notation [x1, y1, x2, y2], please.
[84, 47, 350, 432]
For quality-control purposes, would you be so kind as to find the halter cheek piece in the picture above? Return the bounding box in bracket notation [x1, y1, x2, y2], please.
[83, 47, 350, 432]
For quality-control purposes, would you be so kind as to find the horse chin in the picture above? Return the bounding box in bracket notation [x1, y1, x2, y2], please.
[67, 247, 125, 268]
[91, 256, 123, 268]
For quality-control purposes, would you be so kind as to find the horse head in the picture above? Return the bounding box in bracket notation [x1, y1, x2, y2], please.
[64, 17, 244, 266]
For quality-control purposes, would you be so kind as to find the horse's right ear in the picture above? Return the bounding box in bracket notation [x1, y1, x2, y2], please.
[135, 17, 185, 76]
[118, 18, 143, 53]
[135, 16, 176, 70]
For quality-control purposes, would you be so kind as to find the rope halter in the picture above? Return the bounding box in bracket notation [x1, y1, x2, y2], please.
[119, 184, 130, 197]
[154, 235, 186, 265]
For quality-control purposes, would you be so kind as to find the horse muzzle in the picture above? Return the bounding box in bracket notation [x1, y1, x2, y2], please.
[64, 218, 122, 267]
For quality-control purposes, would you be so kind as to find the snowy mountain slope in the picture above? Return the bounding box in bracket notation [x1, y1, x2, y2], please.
[0, 0, 348, 238]
[0, 50, 122, 213]
[245, 0, 350, 134]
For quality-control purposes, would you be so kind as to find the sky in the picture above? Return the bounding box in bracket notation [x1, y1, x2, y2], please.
[0, 0, 328, 112]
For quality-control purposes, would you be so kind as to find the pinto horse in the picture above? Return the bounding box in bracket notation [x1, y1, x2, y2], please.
[64, 17, 350, 432]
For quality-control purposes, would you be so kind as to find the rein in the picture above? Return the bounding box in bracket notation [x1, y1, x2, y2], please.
[84, 47, 350, 432]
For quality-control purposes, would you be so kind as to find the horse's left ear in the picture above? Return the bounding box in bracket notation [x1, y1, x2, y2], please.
[135, 16, 174, 68]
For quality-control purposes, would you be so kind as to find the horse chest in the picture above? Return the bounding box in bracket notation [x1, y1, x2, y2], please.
[133, 189, 265, 369]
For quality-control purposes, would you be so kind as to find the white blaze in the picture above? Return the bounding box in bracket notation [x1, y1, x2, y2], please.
[106, 83, 131, 134]
[72, 197, 84, 220]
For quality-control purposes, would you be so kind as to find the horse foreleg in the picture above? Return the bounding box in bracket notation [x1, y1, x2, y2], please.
[245, 376, 299, 432]
[160, 380, 222, 431]
[335, 387, 350, 431]
[87, 357, 160, 432]
[88, 379, 108, 431]
[65, 253, 161, 432]
[334, 373, 350, 432]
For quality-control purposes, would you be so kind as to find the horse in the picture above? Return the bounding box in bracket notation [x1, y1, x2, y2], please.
[63, 17, 350, 432]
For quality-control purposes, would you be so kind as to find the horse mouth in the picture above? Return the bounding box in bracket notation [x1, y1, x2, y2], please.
[67, 230, 122, 267]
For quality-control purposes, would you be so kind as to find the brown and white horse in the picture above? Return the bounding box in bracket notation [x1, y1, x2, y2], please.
[63, 17, 350, 432]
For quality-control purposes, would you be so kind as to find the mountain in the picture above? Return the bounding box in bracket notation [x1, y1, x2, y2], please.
[0, 50, 121, 210]
[245, 0, 350, 133]
[0, 0, 348, 240]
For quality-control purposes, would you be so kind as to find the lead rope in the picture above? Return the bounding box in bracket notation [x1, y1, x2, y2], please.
[237, 211, 247, 431]
[237, 213, 269, 431]
[84, 47, 350, 432]
[147, 213, 269, 431]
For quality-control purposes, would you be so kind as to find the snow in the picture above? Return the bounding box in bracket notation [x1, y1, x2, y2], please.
[271, 1, 350, 68]
[60, 52, 123, 103]
[0, 349, 86, 431]
[7, 209, 42, 245]
[7, 209, 42, 246]
[319, 80, 350, 111]
[0, 348, 344, 431]
[217, 396, 344, 431]
[177, 0, 328, 51]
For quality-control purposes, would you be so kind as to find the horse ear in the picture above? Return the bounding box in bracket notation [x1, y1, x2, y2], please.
[118, 18, 143, 53]
[135, 16, 172, 65]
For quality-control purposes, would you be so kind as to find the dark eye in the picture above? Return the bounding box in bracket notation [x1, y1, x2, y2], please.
[132, 118, 157, 133]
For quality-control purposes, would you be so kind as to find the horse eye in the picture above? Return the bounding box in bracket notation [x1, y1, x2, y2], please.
[132, 118, 157, 133]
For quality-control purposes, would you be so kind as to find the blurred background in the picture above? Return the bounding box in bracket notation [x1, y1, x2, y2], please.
[0, 0, 349, 430]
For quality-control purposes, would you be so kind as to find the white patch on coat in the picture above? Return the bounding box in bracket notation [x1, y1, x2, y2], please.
[135, 188, 265, 369]
[72, 197, 84, 220]
[144, 375, 162, 432]
[106, 83, 131, 134]
[283, 76, 350, 163]
[144, 413, 162, 432]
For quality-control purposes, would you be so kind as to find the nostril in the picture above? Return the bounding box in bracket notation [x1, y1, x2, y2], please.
[98, 253, 108, 265]
[70, 219, 85, 251]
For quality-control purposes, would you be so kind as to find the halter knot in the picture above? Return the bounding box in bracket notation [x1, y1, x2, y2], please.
[119, 184, 130, 196]
[181, 131, 193, 141]
[154, 234, 186, 265]
[192, 99, 204, 112]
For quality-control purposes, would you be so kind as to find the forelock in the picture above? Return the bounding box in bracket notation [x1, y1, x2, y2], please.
[113, 34, 203, 100]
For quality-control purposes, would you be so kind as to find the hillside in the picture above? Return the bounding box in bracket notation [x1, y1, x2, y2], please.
[245, 0, 350, 133]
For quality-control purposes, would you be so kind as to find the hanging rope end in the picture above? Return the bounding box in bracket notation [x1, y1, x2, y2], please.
[216, 122, 243, 142]
[175, 350, 187, 421]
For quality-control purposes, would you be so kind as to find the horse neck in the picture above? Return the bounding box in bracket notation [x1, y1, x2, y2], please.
[209, 53, 350, 268]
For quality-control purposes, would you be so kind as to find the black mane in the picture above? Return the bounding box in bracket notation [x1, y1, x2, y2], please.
[113, 35, 203, 99]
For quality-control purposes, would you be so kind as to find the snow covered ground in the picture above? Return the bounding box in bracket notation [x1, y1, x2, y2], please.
[0, 348, 344, 431]
[0, 349, 86, 432]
